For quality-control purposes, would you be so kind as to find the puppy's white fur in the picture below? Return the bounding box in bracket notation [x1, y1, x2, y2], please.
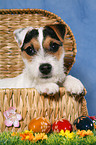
[0, 26, 84, 94]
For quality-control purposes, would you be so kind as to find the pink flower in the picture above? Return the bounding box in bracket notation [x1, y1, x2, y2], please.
[89, 116, 96, 121]
[3, 107, 22, 127]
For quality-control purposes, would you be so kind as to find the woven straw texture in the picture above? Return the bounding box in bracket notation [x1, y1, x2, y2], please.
[0, 88, 88, 132]
[0, 9, 88, 132]
[0, 9, 76, 78]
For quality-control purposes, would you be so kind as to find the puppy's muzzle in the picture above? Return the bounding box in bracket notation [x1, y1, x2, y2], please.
[39, 63, 52, 75]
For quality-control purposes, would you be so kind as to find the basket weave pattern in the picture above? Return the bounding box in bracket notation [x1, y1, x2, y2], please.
[0, 9, 88, 132]
[0, 88, 88, 132]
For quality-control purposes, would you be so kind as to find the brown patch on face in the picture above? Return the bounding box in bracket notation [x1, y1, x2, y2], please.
[49, 25, 64, 42]
[43, 36, 64, 60]
[54, 46, 63, 60]
[46, 24, 67, 43]
[21, 51, 32, 62]
[21, 38, 40, 62]
[23, 38, 40, 51]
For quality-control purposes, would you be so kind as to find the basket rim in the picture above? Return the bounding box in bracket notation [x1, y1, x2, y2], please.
[0, 8, 66, 23]
[0, 8, 75, 34]
[0, 8, 73, 32]
[0, 8, 67, 25]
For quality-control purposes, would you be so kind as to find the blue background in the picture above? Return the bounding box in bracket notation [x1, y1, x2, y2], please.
[0, 0, 96, 116]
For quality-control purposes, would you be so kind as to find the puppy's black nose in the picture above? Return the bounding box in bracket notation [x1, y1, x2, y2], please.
[39, 63, 52, 75]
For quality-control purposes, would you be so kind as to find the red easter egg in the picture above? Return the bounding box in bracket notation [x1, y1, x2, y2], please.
[52, 118, 73, 133]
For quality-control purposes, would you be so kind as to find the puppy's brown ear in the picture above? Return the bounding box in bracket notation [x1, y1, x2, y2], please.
[13, 27, 33, 47]
[48, 23, 67, 42]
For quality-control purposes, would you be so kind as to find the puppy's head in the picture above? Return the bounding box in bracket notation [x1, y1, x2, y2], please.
[14, 24, 67, 83]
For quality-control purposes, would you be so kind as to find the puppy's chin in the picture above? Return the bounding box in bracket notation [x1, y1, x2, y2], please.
[38, 77, 56, 84]
[37, 73, 65, 84]
[40, 75, 52, 79]
[37, 74, 54, 82]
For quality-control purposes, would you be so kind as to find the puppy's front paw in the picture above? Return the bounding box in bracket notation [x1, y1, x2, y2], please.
[35, 83, 59, 95]
[63, 75, 84, 94]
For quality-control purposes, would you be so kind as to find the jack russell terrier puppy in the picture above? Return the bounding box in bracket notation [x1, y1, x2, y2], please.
[0, 24, 84, 95]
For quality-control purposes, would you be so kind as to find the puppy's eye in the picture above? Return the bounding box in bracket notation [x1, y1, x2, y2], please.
[50, 42, 60, 53]
[25, 45, 36, 56]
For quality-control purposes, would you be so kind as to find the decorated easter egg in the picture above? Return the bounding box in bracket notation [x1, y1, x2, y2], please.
[28, 117, 51, 133]
[73, 116, 94, 131]
[52, 118, 73, 133]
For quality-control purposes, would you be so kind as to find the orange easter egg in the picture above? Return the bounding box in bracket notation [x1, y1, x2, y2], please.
[28, 117, 51, 133]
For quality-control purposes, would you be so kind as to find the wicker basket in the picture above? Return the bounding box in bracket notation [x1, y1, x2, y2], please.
[0, 9, 88, 132]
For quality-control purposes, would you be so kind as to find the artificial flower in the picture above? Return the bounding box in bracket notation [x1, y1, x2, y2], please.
[20, 130, 34, 141]
[59, 130, 74, 139]
[20, 130, 47, 142]
[11, 132, 18, 136]
[59, 129, 65, 136]
[89, 116, 96, 128]
[94, 123, 96, 129]
[86, 130, 94, 136]
[24, 130, 33, 134]
[77, 130, 93, 137]
[3, 107, 22, 127]
[89, 116, 96, 120]
[34, 133, 48, 141]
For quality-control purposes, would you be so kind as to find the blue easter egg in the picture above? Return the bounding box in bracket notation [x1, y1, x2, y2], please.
[73, 116, 94, 130]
